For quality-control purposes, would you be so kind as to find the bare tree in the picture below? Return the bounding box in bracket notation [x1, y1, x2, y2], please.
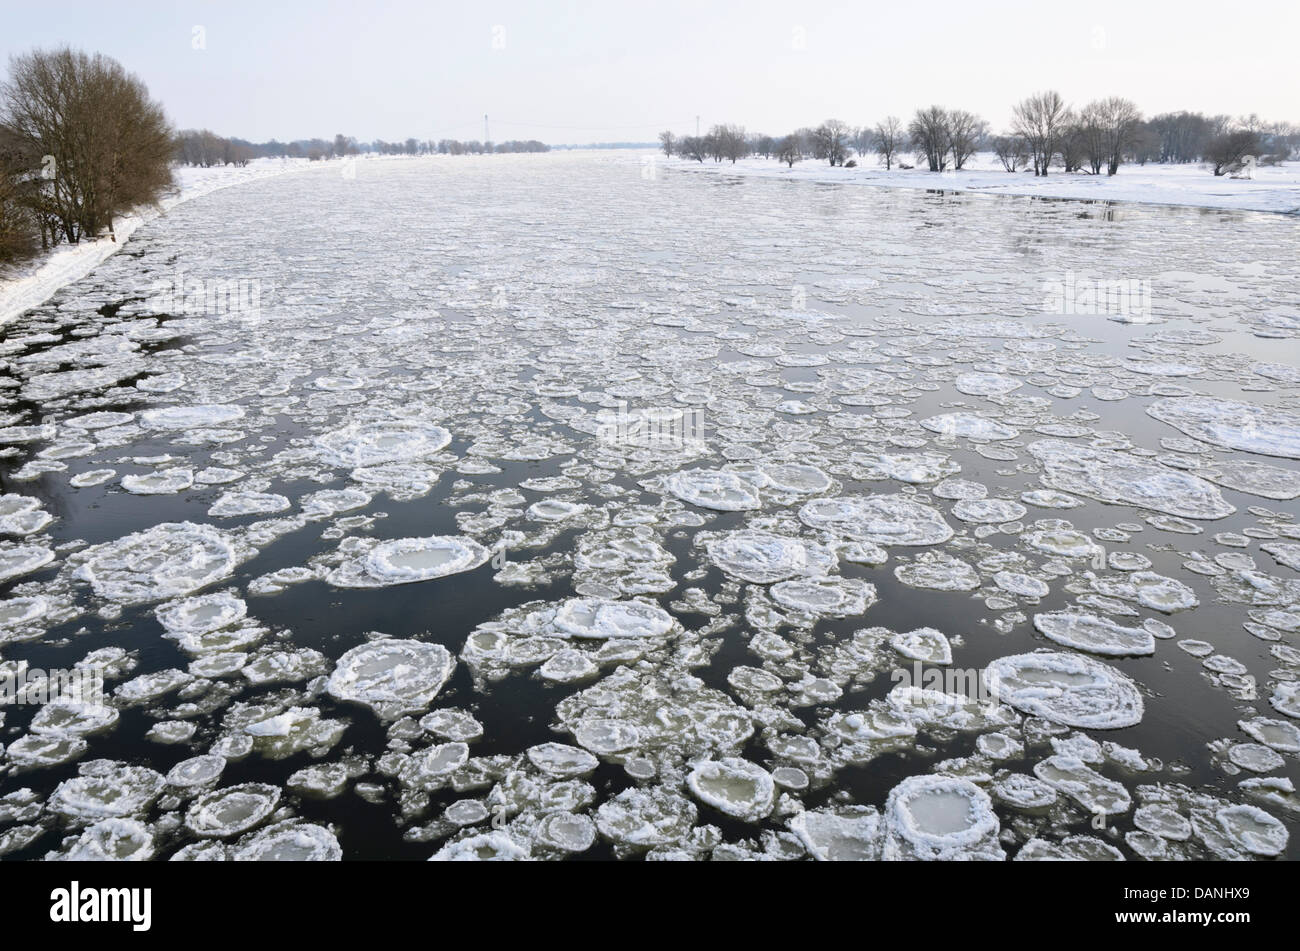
[1086, 97, 1142, 175]
[814, 119, 851, 166]
[776, 134, 800, 168]
[909, 106, 951, 172]
[947, 109, 987, 171]
[1012, 90, 1070, 176]
[0, 134, 39, 262]
[1, 47, 174, 245]
[658, 130, 675, 158]
[991, 134, 1029, 172]
[677, 135, 707, 163]
[717, 124, 748, 163]
[874, 116, 902, 170]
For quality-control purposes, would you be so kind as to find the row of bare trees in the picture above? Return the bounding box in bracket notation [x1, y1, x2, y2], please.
[661, 97, 1295, 180]
[175, 129, 255, 167]
[1, 47, 174, 264]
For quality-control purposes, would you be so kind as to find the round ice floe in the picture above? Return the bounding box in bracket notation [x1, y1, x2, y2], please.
[139, 404, 246, 430]
[166, 754, 227, 789]
[208, 491, 291, 518]
[1223, 739, 1283, 773]
[0, 594, 47, 629]
[121, 469, 193, 495]
[185, 784, 281, 838]
[1133, 804, 1191, 840]
[70, 469, 117, 488]
[955, 372, 1022, 396]
[232, 822, 342, 861]
[156, 592, 248, 640]
[535, 813, 597, 853]
[326, 637, 455, 719]
[5, 733, 87, 769]
[1027, 439, 1234, 520]
[362, 536, 490, 585]
[315, 419, 452, 467]
[952, 499, 1027, 523]
[889, 628, 953, 665]
[0, 494, 53, 534]
[30, 699, 119, 736]
[75, 522, 239, 604]
[991, 773, 1058, 810]
[985, 651, 1144, 729]
[893, 553, 979, 590]
[705, 529, 832, 584]
[788, 808, 881, 861]
[58, 818, 154, 861]
[430, 831, 530, 861]
[993, 571, 1050, 598]
[1238, 717, 1300, 753]
[527, 499, 588, 521]
[595, 787, 697, 848]
[1033, 755, 1131, 814]
[686, 757, 775, 821]
[527, 743, 599, 778]
[49, 764, 166, 819]
[1033, 611, 1155, 656]
[799, 494, 953, 545]
[762, 463, 832, 494]
[1212, 804, 1288, 857]
[770, 578, 875, 616]
[402, 743, 470, 788]
[884, 775, 1000, 860]
[664, 468, 760, 511]
[1270, 682, 1300, 719]
[1148, 397, 1300, 460]
[553, 598, 673, 639]
[0, 545, 55, 583]
[921, 412, 1017, 441]
[1195, 460, 1300, 501]
[539, 648, 599, 682]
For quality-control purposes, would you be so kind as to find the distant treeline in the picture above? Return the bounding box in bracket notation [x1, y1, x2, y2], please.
[173, 131, 549, 165]
[662, 94, 1299, 178]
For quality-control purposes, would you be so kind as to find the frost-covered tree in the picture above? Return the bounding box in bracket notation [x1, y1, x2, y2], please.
[658, 130, 675, 158]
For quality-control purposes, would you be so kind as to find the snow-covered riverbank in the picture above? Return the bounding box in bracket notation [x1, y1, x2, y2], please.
[0, 157, 315, 327]
[661, 151, 1300, 215]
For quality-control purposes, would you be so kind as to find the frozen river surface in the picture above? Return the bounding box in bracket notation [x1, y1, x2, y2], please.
[1, 152, 1298, 860]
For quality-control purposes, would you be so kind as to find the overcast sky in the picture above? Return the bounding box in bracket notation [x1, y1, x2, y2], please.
[4, 0, 1296, 144]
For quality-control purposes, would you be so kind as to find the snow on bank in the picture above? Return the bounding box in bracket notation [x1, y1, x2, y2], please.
[661, 150, 1300, 215]
[0, 157, 314, 327]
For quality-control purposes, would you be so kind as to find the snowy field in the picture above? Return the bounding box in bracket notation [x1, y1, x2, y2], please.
[662, 150, 1300, 215]
[0, 151, 1298, 861]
